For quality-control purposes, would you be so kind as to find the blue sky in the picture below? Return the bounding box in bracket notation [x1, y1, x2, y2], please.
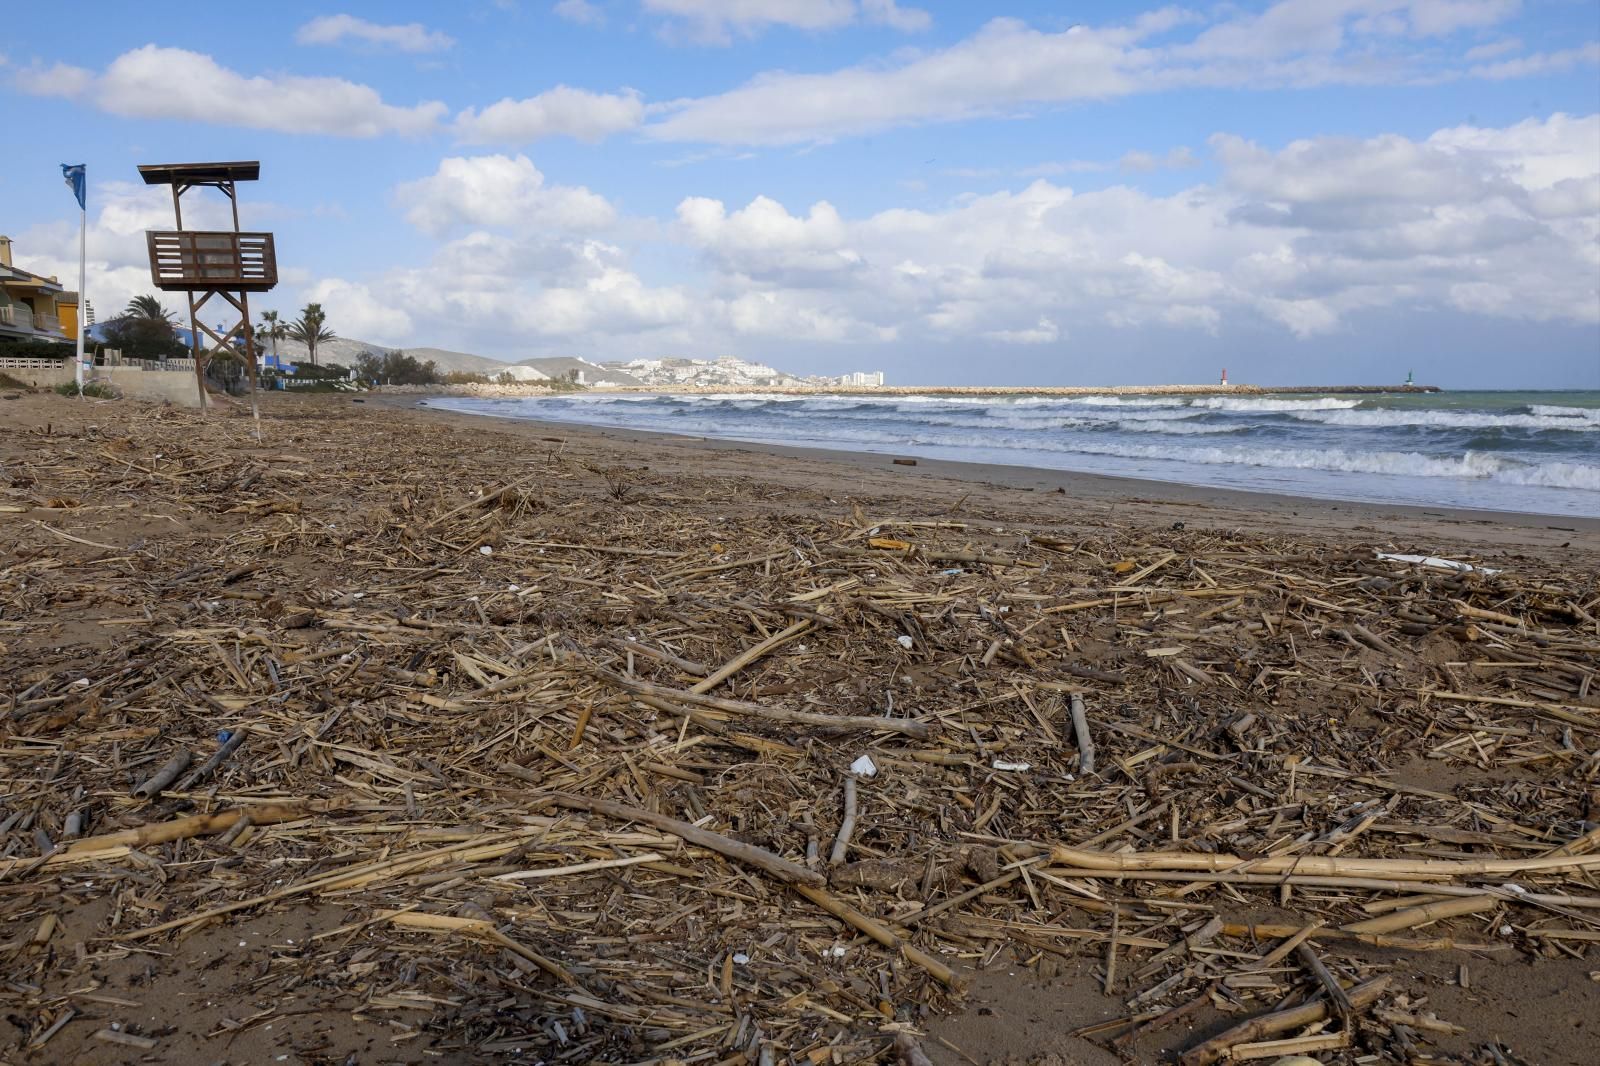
[3, 0, 1598, 386]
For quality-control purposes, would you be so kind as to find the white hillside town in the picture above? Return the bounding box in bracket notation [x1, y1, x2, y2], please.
[600, 356, 885, 389]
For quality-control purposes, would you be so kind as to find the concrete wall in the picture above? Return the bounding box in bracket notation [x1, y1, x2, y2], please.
[0, 358, 204, 406]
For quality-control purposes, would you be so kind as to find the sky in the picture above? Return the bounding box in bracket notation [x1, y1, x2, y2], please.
[2, 0, 1598, 388]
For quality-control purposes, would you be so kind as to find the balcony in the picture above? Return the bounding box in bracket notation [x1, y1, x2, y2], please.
[33, 311, 61, 334]
[146, 231, 277, 293]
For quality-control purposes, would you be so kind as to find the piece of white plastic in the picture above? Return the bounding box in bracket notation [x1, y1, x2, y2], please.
[850, 754, 878, 778]
[479, 545, 494, 556]
[1375, 551, 1500, 575]
[896, 635, 914, 649]
[992, 759, 1031, 772]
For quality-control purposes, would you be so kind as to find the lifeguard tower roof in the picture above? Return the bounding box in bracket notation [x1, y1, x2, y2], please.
[138, 161, 261, 185]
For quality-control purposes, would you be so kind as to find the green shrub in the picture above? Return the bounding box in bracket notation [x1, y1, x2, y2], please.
[0, 338, 74, 360]
[54, 381, 117, 399]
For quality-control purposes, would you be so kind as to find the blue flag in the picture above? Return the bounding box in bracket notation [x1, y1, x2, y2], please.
[62, 164, 86, 211]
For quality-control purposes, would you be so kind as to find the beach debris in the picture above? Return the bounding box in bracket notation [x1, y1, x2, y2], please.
[892, 458, 917, 466]
[2, 393, 1597, 1064]
[1375, 550, 1502, 575]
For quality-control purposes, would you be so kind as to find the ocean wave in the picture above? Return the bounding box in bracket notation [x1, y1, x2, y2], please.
[1116, 419, 1246, 435]
[1494, 461, 1600, 490]
[1189, 396, 1361, 412]
[1528, 404, 1600, 422]
[1059, 441, 1600, 489]
[1294, 409, 1600, 431]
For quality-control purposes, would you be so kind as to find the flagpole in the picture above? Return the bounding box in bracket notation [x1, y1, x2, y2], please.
[75, 202, 86, 396]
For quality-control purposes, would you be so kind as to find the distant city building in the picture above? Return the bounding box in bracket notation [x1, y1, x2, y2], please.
[600, 356, 885, 389]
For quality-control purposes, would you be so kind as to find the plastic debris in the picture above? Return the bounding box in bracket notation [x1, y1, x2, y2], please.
[849, 754, 878, 778]
[478, 545, 494, 556]
[992, 759, 1032, 772]
[1375, 551, 1501, 575]
[896, 635, 914, 649]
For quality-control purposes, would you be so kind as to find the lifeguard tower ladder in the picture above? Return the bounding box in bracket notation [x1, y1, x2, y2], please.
[139, 161, 277, 411]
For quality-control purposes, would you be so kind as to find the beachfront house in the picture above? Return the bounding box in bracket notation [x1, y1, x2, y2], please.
[0, 235, 71, 344]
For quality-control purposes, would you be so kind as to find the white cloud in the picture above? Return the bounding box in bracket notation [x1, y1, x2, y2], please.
[455, 86, 644, 144]
[12, 61, 95, 97]
[1463, 37, 1521, 60]
[1121, 146, 1200, 172]
[677, 195, 859, 279]
[986, 317, 1060, 344]
[396, 154, 617, 236]
[211, 112, 1595, 369]
[861, 0, 931, 32]
[665, 113, 1599, 350]
[1470, 42, 1600, 80]
[644, 0, 927, 44]
[295, 14, 455, 52]
[646, 2, 1545, 145]
[304, 278, 415, 343]
[14, 45, 446, 137]
[553, 0, 606, 26]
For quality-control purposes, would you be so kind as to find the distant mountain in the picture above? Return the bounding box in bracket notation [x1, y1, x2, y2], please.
[267, 337, 511, 375]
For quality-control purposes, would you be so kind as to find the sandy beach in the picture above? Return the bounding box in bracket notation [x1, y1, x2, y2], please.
[3, 390, 1598, 1065]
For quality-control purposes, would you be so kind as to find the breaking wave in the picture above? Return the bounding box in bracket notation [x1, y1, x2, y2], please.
[1294, 409, 1600, 431]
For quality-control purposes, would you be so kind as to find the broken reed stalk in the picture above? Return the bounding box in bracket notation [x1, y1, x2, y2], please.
[1342, 894, 1499, 934]
[1068, 691, 1095, 776]
[791, 883, 961, 989]
[1048, 844, 1600, 880]
[131, 750, 192, 799]
[829, 775, 858, 866]
[585, 662, 933, 738]
[691, 619, 811, 694]
[0, 801, 340, 877]
[174, 728, 248, 792]
[1179, 976, 1390, 1066]
[546, 792, 824, 887]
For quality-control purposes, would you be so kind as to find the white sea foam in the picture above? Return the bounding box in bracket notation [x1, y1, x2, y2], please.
[1056, 441, 1600, 489]
[1189, 396, 1361, 412]
[1294, 409, 1600, 431]
[1529, 404, 1600, 421]
[1116, 419, 1245, 435]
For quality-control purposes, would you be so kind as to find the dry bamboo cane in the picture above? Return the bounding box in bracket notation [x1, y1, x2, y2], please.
[1179, 976, 1390, 1066]
[0, 800, 336, 876]
[691, 619, 811, 694]
[1048, 845, 1600, 879]
[585, 664, 933, 738]
[132, 751, 193, 799]
[792, 883, 962, 989]
[547, 792, 824, 887]
[1068, 692, 1095, 776]
[1342, 894, 1498, 935]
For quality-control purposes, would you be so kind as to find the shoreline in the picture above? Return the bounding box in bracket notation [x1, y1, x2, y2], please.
[4, 390, 1598, 1066]
[395, 394, 1600, 542]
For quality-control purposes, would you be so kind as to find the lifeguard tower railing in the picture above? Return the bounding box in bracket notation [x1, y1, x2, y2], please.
[146, 231, 277, 292]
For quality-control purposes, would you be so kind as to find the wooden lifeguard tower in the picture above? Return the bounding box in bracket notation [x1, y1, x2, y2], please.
[139, 161, 277, 410]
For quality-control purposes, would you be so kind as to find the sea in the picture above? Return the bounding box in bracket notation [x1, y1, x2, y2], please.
[426, 390, 1600, 519]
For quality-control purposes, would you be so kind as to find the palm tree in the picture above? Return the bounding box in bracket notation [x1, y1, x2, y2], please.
[125, 294, 171, 321]
[287, 303, 336, 367]
[258, 310, 284, 364]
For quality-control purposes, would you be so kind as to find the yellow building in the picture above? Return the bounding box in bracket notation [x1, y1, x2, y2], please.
[0, 235, 71, 344]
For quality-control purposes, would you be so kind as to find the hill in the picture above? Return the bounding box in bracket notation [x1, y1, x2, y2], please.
[515, 356, 642, 386]
[265, 338, 512, 375]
